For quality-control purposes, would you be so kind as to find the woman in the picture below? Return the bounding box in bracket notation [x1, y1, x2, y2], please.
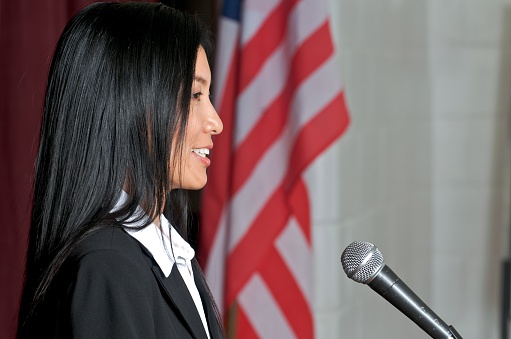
[17, 2, 224, 338]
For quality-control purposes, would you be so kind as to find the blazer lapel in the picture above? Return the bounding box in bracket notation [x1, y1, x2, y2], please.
[151, 264, 209, 339]
[193, 261, 224, 339]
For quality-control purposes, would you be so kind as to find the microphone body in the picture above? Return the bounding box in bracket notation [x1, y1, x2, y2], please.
[369, 264, 452, 338]
[341, 241, 462, 339]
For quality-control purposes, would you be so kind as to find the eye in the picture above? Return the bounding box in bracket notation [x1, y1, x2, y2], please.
[192, 91, 203, 100]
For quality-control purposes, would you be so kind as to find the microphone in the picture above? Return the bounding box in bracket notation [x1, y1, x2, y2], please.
[340, 241, 463, 339]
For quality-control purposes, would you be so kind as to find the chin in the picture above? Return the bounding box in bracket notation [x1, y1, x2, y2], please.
[188, 184, 206, 190]
[182, 179, 207, 190]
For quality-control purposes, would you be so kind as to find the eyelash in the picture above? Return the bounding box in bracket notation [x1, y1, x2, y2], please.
[192, 92, 211, 100]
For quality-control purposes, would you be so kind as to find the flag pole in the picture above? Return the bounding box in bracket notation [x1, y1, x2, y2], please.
[226, 301, 238, 339]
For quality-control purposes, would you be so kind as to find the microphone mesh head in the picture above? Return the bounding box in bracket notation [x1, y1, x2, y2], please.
[341, 241, 385, 284]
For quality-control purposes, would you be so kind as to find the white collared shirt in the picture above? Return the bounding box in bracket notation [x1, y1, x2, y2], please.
[114, 191, 211, 339]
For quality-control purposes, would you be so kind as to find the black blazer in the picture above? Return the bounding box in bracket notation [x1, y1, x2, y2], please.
[34, 227, 224, 339]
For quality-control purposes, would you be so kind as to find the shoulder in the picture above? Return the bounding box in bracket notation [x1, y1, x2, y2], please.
[73, 226, 137, 254]
[71, 226, 147, 261]
[64, 226, 153, 282]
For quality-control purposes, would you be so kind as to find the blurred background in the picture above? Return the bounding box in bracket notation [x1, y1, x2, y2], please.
[315, 0, 509, 337]
[1, 0, 509, 338]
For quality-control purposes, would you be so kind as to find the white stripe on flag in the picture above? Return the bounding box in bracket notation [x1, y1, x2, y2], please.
[234, 44, 288, 147]
[238, 273, 297, 338]
[275, 217, 313, 305]
[288, 0, 327, 48]
[213, 17, 239, 106]
[291, 55, 342, 126]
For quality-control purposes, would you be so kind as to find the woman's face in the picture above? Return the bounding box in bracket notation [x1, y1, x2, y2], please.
[172, 46, 223, 190]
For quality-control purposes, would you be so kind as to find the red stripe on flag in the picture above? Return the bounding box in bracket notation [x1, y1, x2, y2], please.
[235, 306, 260, 339]
[285, 91, 350, 190]
[239, 0, 299, 92]
[291, 21, 334, 84]
[288, 178, 312, 243]
[231, 86, 289, 193]
[259, 247, 314, 339]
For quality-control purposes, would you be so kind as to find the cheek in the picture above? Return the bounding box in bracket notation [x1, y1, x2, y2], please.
[185, 114, 202, 144]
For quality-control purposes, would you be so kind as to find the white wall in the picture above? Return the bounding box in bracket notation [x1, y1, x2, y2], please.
[307, 0, 511, 337]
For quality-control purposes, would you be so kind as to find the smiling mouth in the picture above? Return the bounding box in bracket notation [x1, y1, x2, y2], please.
[191, 148, 210, 158]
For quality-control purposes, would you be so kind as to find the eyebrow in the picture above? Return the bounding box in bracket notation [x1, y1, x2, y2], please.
[193, 75, 210, 86]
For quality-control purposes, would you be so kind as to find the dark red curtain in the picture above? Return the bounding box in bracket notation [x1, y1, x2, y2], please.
[0, 1, 104, 337]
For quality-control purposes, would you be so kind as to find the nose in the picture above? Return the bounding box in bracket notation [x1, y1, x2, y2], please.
[205, 103, 223, 135]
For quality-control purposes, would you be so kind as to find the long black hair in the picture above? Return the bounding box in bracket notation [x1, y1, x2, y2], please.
[18, 1, 218, 335]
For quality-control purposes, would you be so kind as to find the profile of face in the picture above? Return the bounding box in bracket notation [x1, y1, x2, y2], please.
[172, 46, 223, 190]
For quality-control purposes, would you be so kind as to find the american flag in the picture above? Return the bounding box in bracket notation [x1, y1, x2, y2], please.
[199, 0, 350, 337]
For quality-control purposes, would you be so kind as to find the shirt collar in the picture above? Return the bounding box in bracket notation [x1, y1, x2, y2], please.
[113, 191, 195, 277]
